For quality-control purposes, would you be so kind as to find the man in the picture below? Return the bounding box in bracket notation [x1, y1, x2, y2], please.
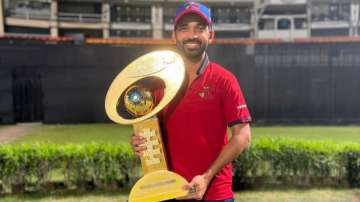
[131, 1, 251, 201]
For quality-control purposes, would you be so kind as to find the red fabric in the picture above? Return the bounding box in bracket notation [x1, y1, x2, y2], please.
[159, 62, 251, 200]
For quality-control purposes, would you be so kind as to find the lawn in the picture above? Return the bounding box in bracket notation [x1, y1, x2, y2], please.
[233, 188, 360, 202]
[11, 124, 360, 144]
[251, 126, 360, 144]
[0, 188, 359, 202]
[11, 124, 133, 144]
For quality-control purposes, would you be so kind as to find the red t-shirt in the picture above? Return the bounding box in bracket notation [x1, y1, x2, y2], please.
[160, 60, 251, 200]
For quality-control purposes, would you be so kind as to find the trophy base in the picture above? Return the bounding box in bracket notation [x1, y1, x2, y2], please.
[128, 170, 188, 202]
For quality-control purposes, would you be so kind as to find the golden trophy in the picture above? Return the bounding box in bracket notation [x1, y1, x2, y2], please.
[105, 50, 188, 202]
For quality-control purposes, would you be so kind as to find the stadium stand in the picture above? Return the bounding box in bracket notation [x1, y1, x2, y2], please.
[1, 0, 358, 40]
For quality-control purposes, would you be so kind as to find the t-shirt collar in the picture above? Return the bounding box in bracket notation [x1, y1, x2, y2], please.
[196, 53, 209, 75]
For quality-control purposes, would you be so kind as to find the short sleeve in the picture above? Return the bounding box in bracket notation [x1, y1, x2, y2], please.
[221, 74, 252, 127]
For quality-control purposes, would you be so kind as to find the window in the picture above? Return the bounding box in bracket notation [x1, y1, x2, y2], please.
[259, 19, 275, 30]
[277, 19, 291, 30]
[163, 6, 177, 24]
[329, 3, 339, 21]
[110, 30, 152, 38]
[111, 5, 151, 23]
[212, 6, 251, 24]
[311, 2, 350, 22]
[294, 18, 306, 29]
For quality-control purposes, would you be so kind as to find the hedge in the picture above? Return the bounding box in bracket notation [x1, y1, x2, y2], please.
[0, 138, 359, 193]
[233, 138, 360, 189]
[0, 143, 137, 193]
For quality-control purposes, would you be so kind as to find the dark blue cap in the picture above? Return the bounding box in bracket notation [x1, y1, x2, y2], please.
[175, 1, 212, 25]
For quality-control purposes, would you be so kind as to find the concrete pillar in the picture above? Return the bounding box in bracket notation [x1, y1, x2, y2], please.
[0, 0, 5, 36]
[152, 5, 163, 39]
[102, 2, 110, 38]
[306, 0, 312, 37]
[50, 0, 58, 37]
[252, 0, 260, 38]
[350, 1, 359, 36]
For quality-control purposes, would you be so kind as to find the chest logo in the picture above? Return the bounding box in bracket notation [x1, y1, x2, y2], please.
[198, 86, 211, 99]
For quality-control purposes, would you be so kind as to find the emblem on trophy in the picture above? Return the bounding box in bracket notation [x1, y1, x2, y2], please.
[105, 50, 188, 202]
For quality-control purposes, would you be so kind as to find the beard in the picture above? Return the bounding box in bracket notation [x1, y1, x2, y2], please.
[176, 38, 208, 63]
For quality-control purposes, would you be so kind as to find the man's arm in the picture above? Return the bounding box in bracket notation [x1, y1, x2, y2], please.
[184, 123, 251, 200]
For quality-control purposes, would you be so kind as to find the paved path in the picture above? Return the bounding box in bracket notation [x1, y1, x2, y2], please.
[0, 123, 41, 144]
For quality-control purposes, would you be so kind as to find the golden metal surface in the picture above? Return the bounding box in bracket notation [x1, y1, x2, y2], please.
[128, 170, 188, 202]
[104, 50, 188, 201]
[124, 85, 154, 117]
[105, 50, 185, 125]
[133, 117, 168, 174]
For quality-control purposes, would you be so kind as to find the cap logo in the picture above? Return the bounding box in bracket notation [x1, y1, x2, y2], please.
[186, 2, 200, 10]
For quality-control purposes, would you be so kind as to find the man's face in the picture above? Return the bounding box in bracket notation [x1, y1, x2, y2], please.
[174, 13, 214, 62]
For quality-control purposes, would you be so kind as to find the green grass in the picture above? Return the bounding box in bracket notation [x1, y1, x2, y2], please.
[234, 188, 360, 202]
[12, 124, 133, 145]
[0, 190, 129, 202]
[251, 126, 360, 144]
[0, 125, 8, 129]
[11, 124, 360, 145]
[0, 188, 358, 202]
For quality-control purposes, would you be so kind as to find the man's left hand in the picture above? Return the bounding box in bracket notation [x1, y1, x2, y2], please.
[181, 174, 211, 200]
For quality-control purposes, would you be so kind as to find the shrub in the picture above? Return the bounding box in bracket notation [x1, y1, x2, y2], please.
[0, 139, 359, 194]
[234, 138, 360, 189]
[343, 145, 360, 188]
[0, 143, 136, 193]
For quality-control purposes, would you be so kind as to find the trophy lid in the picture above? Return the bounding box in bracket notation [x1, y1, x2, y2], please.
[105, 50, 185, 125]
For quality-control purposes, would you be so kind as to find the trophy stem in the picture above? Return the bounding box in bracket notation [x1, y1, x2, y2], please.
[133, 117, 168, 174]
[130, 117, 189, 202]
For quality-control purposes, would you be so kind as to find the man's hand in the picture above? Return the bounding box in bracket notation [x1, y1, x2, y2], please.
[179, 123, 251, 200]
[130, 133, 147, 156]
[181, 174, 211, 200]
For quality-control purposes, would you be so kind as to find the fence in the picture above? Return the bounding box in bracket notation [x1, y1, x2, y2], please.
[0, 42, 359, 124]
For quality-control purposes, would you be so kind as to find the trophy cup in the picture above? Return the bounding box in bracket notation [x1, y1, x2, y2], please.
[105, 50, 188, 202]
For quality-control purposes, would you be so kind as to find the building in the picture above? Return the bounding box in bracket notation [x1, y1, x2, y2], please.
[0, 0, 359, 40]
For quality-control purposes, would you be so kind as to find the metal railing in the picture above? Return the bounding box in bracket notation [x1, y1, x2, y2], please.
[6, 9, 50, 20]
[58, 12, 102, 23]
[6, 10, 102, 23]
[5, 33, 50, 37]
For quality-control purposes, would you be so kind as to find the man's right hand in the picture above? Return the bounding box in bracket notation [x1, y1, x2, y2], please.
[130, 133, 147, 156]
